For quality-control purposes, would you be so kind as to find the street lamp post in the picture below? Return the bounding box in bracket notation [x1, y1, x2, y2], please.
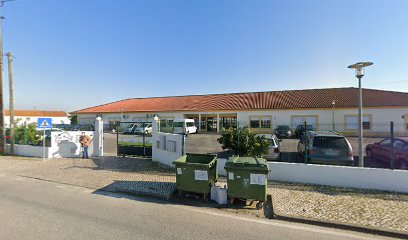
[331, 100, 336, 131]
[348, 62, 373, 167]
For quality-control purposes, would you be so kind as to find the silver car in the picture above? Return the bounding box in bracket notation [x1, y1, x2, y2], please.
[297, 131, 353, 166]
[263, 135, 281, 161]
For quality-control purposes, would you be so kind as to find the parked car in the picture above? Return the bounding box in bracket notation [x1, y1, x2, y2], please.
[294, 124, 316, 138]
[263, 134, 281, 161]
[274, 125, 293, 139]
[70, 124, 95, 131]
[53, 124, 72, 131]
[297, 131, 354, 166]
[366, 138, 408, 169]
[123, 123, 152, 134]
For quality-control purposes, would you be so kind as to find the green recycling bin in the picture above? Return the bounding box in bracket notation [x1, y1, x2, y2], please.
[174, 154, 218, 197]
[225, 156, 269, 204]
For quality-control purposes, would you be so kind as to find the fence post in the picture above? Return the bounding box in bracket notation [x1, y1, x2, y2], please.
[116, 123, 119, 156]
[390, 121, 394, 170]
[304, 121, 308, 164]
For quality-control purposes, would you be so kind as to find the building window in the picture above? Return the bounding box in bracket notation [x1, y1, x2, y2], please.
[221, 116, 237, 129]
[160, 117, 174, 127]
[345, 115, 371, 130]
[249, 116, 272, 129]
[291, 116, 318, 128]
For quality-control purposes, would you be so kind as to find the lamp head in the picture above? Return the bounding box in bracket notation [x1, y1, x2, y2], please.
[348, 62, 373, 78]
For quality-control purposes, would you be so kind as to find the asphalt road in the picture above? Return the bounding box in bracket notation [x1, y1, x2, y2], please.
[0, 174, 392, 240]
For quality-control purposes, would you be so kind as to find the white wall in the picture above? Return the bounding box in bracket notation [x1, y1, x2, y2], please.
[77, 107, 408, 134]
[6, 118, 105, 159]
[50, 131, 95, 158]
[6, 144, 51, 158]
[151, 117, 184, 167]
[236, 107, 408, 134]
[216, 159, 408, 193]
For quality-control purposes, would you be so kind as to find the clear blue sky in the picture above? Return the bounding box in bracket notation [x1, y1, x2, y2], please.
[2, 0, 408, 112]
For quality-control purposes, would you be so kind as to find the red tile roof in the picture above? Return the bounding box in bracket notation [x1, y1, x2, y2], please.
[71, 88, 408, 114]
[5, 110, 68, 117]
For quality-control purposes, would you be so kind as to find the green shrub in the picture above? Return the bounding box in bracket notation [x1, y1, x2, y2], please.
[7, 124, 41, 145]
[217, 127, 269, 157]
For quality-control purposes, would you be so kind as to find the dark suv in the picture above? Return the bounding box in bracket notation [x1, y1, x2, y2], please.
[274, 125, 292, 139]
[297, 131, 354, 166]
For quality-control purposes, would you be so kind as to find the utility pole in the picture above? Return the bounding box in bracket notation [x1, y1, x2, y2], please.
[6, 52, 13, 155]
[0, 15, 5, 155]
[0, 0, 16, 155]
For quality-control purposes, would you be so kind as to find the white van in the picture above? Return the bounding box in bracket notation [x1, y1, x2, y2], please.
[173, 119, 197, 134]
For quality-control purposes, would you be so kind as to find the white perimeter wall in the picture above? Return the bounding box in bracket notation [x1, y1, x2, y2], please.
[217, 158, 408, 193]
[151, 117, 184, 167]
[5, 123, 105, 159]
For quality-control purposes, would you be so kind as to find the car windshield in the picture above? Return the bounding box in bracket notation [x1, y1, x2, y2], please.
[277, 126, 289, 131]
[186, 122, 195, 127]
[126, 124, 134, 129]
[313, 137, 348, 149]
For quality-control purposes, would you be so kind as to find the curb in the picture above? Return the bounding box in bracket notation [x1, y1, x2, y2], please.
[274, 213, 408, 239]
[99, 188, 177, 201]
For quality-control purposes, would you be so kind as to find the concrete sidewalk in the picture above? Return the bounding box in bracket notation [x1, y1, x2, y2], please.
[0, 156, 176, 200]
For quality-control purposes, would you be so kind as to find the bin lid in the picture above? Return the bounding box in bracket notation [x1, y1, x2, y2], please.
[174, 153, 217, 165]
[225, 156, 269, 171]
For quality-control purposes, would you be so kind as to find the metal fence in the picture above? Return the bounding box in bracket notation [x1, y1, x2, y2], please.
[184, 121, 408, 170]
[116, 122, 153, 157]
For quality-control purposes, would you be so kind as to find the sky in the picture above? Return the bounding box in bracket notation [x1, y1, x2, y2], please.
[1, 0, 408, 112]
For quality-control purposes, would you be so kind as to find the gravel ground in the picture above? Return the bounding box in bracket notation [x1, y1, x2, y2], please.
[269, 182, 408, 233]
[1, 156, 407, 233]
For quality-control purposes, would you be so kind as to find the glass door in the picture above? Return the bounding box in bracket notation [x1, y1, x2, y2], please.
[206, 117, 217, 132]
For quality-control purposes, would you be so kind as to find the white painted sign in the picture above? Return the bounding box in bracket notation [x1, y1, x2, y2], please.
[228, 172, 234, 180]
[194, 170, 208, 181]
[177, 168, 182, 175]
[250, 174, 266, 185]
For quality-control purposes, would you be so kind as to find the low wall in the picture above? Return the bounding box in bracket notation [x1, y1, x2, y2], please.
[217, 159, 408, 193]
[152, 132, 184, 167]
[50, 131, 95, 158]
[6, 144, 52, 158]
[5, 117, 104, 159]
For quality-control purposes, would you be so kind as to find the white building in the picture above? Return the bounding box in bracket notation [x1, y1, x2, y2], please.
[71, 87, 408, 136]
[5, 110, 70, 128]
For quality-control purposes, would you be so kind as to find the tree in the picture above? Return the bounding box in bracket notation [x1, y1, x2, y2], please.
[217, 127, 269, 157]
[13, 124, 41, 145]
[69, 115, 78, 125]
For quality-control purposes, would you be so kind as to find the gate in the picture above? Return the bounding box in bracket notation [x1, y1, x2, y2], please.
[117, 121, 153, 157]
